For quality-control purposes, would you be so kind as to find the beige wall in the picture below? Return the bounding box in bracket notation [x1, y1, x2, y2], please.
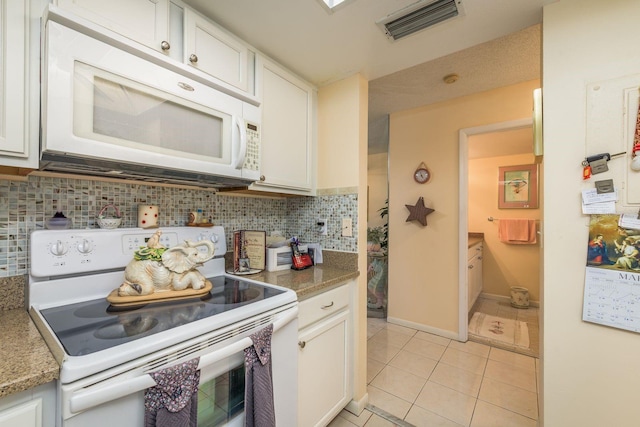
[317, 74, 369, 410]
[317, 75, 363, 190]
[542, 1, 640, 425]
[367, 152, 388, 228]
[468, 153, 541, 301]
[388, 79, 540, 335]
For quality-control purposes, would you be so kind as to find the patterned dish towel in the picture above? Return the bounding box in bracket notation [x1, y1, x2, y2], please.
[144, 357, 201, 427]
[244, 324, 275, 427]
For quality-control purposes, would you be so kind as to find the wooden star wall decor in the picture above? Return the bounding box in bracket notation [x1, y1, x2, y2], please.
[405, 197, 435, 226]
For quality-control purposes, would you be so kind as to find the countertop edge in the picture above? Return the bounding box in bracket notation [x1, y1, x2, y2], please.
[0, 309, 59, 399]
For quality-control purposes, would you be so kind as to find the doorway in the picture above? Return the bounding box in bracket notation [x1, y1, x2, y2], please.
[458, 118, 541, 356]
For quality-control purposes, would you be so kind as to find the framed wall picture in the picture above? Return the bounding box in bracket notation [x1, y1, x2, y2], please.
[498, 164, 539, 209]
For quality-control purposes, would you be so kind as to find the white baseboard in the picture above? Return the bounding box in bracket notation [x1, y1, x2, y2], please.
[345, 393, 369, 416]
[386, 316, 460, 340]
[480, 292, 540, 308]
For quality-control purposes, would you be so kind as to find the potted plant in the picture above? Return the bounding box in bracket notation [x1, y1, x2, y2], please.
[367, 226, 385, 253]
[367, 199, 389, 254]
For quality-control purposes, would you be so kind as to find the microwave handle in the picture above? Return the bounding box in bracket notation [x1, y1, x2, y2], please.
[68, 306, 298, 415]
[233, 116, 247, 170]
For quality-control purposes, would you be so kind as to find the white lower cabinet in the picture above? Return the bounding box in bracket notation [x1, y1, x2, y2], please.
[297, 285, 351, 427]
[468, 242, 483, 311]
[0, 383, 56, 427]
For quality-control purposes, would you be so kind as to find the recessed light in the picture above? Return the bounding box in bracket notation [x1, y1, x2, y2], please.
[317, 0, 356, 13]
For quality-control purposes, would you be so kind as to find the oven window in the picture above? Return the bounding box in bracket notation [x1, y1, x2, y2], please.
[198, 362, 245, 426]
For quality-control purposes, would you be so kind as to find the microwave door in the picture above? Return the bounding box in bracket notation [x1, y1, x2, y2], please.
[72, 62, 233, 167]
[42, 21, 252, 181]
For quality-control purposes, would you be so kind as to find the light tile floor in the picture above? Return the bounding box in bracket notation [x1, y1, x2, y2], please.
[328, 315, 540, 427]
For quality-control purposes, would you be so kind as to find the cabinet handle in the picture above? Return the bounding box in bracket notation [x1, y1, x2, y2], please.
[321, 301, 334, 309]
[468, 265, 474, 269]
[260, 175, 266, 181]
[189, 54, 198, 64]
[160, 40, 170, 51]
[478, 256, 482, 260]
[298, 341, 306, 348]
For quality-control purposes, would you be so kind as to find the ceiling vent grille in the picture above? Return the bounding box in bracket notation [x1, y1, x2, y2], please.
[377, 0, 464, 41]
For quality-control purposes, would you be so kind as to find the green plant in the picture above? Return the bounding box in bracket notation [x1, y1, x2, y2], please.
[367, 226, 385, 244]
[378, 199, 388, 251]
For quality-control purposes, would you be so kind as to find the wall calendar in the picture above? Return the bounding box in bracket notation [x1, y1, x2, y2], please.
[584, 214, 640, 332]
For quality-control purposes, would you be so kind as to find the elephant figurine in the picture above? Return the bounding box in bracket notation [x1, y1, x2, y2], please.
[118, 230, 216, 297]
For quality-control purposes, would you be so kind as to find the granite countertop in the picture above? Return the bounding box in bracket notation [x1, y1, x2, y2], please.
[0, 309, 59, 398]
[0, 250, 359, 399]
[234, 264, 360, 301]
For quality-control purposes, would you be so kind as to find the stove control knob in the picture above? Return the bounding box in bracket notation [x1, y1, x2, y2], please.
[76, 239, 93, 254]
[197, 233, 219, 244]
[50, 240, 68, 256]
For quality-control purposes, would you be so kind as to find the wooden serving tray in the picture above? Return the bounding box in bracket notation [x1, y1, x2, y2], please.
[107, 280, 212, 307]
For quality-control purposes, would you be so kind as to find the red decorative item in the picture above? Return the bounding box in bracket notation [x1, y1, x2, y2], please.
[583, 165, 592, 180]
[633, 100, 640, 158]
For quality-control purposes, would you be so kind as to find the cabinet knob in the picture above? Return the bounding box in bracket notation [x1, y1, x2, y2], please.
[260, 175, 266, 181]
[468, 265, 474, 269]
[160, 40, 170, 51]
[189, 54, 198, 64]
[298, 341, 306, 348]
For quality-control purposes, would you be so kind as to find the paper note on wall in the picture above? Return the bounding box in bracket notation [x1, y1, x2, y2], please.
[586, 75, 640, 206]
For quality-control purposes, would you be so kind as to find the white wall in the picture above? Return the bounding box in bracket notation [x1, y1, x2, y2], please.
[542, 1, 640, 425]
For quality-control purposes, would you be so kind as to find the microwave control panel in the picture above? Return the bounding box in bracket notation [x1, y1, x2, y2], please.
[244, 122, 260, 172]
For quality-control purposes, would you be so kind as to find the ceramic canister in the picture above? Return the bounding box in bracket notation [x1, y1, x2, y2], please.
[138, 205, 159, 228]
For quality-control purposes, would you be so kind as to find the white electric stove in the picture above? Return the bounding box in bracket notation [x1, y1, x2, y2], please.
[28, 226, 298, 427]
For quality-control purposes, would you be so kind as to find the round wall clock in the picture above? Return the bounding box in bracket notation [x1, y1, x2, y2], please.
[414, 162, 431, 184]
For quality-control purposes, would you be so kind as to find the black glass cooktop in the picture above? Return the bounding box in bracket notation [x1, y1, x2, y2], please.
[40, 276, 286, 357]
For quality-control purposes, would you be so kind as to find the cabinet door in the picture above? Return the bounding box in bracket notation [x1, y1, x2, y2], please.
[55, 0, 169, 52]
[298, 310, 349, 427]
[0, 398, 42, 427]
[468, 250, 483, 311]
[0, 0, 28, 160]
[253, 56, 315, 193]
[184, 9, 248, 91]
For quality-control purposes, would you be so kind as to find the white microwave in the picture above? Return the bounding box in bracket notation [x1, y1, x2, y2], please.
[41, 19, 261, 188]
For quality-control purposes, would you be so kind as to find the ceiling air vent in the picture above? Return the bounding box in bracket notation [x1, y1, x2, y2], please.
[376, 0, 464, 41]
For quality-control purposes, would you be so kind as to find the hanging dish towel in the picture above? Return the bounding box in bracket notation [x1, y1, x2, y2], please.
[244, 324, 275, 427]
[498, 219, 537, 244]
[144, 357, 200, 427]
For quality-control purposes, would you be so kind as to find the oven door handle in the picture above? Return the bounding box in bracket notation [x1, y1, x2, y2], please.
[69, 307, 298, 415]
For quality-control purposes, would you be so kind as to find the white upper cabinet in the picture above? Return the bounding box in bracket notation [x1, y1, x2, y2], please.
[0, 0, 37, 167]
[252, 55, 316, 195]
[184, 8, 249, 92]
[55, 0, 171, 54]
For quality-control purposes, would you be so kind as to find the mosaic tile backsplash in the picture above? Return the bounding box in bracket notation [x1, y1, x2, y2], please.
[0, 175, 358, 277]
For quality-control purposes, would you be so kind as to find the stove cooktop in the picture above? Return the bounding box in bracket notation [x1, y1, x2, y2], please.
[40, 276, 286, 357]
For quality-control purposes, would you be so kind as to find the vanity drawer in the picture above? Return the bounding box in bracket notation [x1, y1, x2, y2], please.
[298, 284, 349, 330]
[468, 243, 483, 260]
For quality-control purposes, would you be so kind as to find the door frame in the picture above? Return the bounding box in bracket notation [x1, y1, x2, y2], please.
[457, 117, 533, 341]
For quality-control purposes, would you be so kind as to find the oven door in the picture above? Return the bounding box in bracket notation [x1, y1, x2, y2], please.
[59, 306, 298, 427]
